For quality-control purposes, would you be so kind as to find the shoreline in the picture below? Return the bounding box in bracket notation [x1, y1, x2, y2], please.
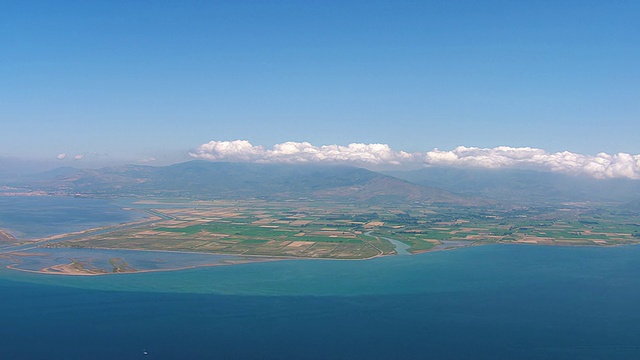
[54, 244, 388, 261]
[4, 241, 638, 277]
[1, 241, 389, 276]
[5, 256, 280, 276]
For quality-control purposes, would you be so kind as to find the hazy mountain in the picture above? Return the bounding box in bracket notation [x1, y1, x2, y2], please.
[0, 158, 62, 182]
[13, 161, 640, 206]
[385, 167, 640, 204]
[13, 160, 478, 205]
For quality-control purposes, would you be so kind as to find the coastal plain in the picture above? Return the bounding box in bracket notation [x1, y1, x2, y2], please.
[2, 196, 640, 275]
[51, 198, 640, 257]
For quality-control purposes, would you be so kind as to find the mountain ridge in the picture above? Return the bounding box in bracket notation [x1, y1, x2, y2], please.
[385, 167, 640, 204]
[12, 160, 480, 205]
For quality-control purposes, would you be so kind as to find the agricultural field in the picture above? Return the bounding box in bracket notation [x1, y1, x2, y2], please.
[52, 199, 640, 259]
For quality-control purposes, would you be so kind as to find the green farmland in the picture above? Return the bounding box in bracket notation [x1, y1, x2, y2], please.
[52, 199, 640, 259]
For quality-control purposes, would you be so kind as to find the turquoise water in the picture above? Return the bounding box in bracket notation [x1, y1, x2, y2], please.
[2, 245, 640, 359]
[2, 197, 640, 358]
[4, 248, 258, 274]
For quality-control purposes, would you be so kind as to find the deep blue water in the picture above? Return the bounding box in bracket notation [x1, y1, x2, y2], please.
[3, 244, 640, 359]
[2, 196, 640, 358]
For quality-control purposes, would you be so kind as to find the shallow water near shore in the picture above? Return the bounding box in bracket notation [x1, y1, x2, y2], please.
[3, 196, 640, 358]
[3, 247, 260, 275]
[0, 196, 146, 239]
[3, 244, 640, 359]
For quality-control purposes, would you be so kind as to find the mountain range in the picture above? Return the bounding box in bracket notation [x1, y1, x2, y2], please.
[385, 167, 640, 204]
[6, 160, 640, 206]
[11, 160, 478, 205]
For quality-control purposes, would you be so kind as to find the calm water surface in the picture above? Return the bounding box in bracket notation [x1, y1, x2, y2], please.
[2, 197, 640, 359]
[2, 245, 640, 359]
[0, 196, 146, 239]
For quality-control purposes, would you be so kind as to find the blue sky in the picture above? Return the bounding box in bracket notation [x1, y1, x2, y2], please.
[2, 1, 639, 167]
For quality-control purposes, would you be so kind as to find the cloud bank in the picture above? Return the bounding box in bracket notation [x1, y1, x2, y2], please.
[190, 140, 640, 180]
[190, 140, 415, 165]
[424, 146, 640, 180]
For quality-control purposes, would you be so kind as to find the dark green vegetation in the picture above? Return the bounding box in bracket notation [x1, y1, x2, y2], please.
[52, 199, 640, 258]
[55, 200, 398, 259]
[6, 161, 640, 259]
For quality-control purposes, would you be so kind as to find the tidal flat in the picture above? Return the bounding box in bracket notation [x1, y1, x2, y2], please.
[2, 244, 640, 359]
[2, 196, 640, 358]
[2, 195, 640, 275]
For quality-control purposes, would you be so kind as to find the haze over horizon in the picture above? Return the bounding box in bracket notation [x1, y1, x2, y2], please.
[2, 1, 639, 176]
[1, 139, 636, 181]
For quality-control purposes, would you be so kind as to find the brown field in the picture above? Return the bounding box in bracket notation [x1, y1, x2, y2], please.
[39, 198, 640, 259]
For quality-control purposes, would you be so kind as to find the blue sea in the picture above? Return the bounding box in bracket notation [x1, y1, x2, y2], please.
[3, 245, 640, 359]
[2, 197, 640, 359]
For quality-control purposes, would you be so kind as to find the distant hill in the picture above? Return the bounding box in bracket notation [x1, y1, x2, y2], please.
[15, 161, 480, 205]
[385, 167, 640, 204]
[620, 199, 640, 212]
[0, 158, 62, 182]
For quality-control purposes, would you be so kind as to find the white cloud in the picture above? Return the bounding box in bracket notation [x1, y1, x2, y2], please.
[189, 140, 264, 161]
[73, 154, 84, 160]
[190, 140, 640, 180]
[424, 146, 640, 179]
[190, 140, 419, 165]
[56, 153, 67, 160]
[139, 157, 157, 163]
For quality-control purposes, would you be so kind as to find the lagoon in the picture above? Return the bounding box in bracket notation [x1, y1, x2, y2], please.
[0, 196, 146, 239]
[2, 196, 640, 358]
[2, 245, 640, 359]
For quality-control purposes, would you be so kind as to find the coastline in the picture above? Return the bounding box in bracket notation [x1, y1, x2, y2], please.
[3, 239, 638, 277]
[0, 239, 389, 276]
[5, 256, 280, 276]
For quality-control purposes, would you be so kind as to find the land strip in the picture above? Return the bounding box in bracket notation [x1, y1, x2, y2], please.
[47, 199, 640, 259]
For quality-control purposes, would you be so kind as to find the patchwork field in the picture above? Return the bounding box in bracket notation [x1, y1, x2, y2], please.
[51, 199, 640, 258]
